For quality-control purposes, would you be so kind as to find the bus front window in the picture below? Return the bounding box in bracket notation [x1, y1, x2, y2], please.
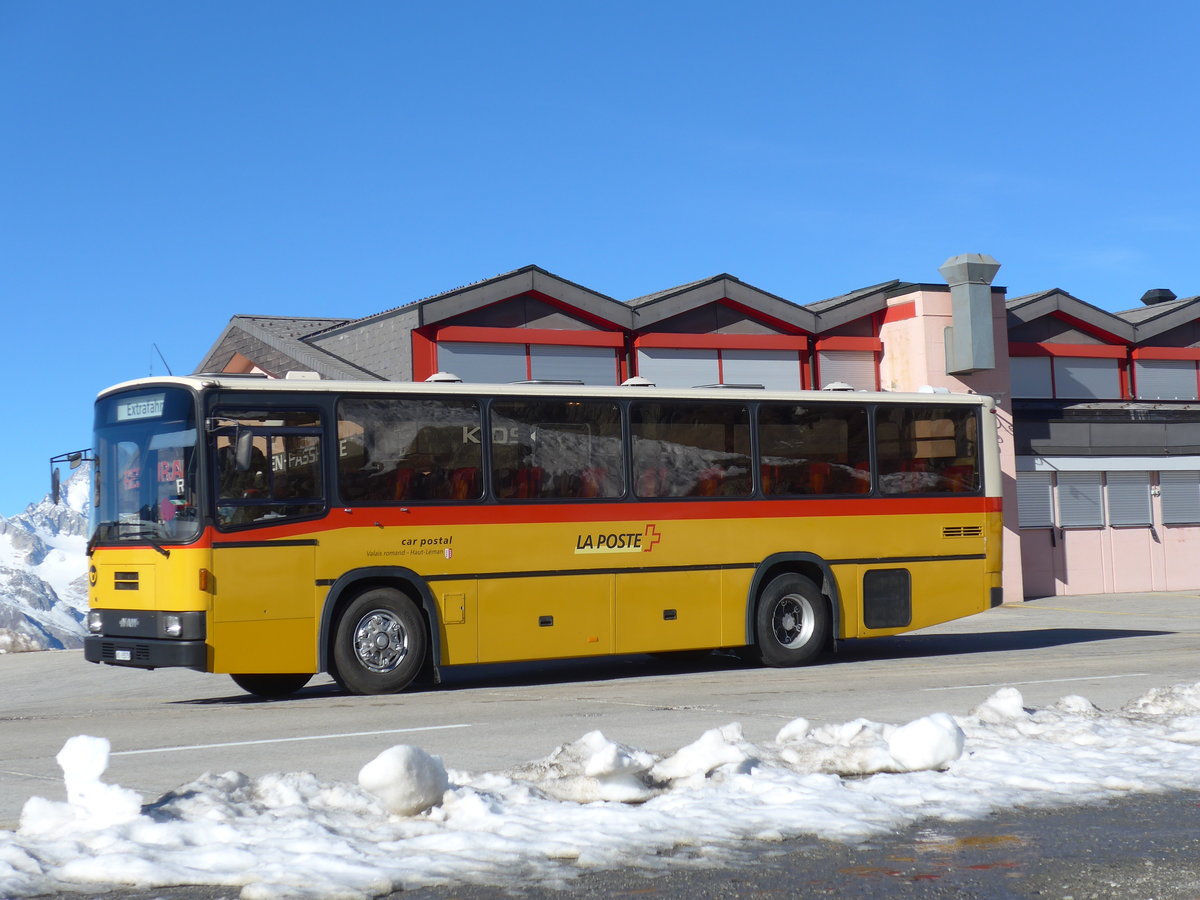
[93, 388, 201, 545]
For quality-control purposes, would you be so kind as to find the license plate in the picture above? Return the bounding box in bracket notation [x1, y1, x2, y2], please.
[115, 649, 132, 661]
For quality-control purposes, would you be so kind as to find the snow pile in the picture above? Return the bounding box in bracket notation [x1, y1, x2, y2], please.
[20, 736, 143, 832]
[358, 745, 450, 815]
[3, 682, 1200, 899]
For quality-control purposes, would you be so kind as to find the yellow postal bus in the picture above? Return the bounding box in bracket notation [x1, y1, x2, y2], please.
[64, 375, 1002, 697]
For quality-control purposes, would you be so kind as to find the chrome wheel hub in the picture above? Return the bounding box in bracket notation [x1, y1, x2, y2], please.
[772, 594, 815, 649]
[353, 609, 409, 673]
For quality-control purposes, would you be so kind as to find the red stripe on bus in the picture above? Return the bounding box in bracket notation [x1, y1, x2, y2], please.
[197, 496, 1001, 544]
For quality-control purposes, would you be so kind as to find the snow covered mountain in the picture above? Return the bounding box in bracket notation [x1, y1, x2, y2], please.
[0, 468, 89, 653]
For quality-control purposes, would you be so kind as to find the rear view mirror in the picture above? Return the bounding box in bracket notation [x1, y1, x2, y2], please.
[235, 428, 254, 471]
[49, 449, 95, 505]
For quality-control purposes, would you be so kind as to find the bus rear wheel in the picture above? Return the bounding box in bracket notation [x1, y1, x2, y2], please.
[332, 588, 427, 695]
[753, 573, 830, 667]
[230, 673, 311, 698]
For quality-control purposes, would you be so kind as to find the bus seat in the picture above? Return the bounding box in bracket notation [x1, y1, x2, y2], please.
[808, 462, 831, 494]
[760, 465, 779, 495]
[579, 467, 606, 498]
[944, 465, 974, 492]
[392, 469, 414, 501]
[515, 467, 544, 498]
[694, 465, 725, 496]
[637, 466, 667, 497]
[451, 467, 480, 500]
[850, 461, 871, 493]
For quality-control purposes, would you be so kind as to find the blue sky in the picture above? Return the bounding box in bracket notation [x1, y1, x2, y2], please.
[3, 1, 1198, 517]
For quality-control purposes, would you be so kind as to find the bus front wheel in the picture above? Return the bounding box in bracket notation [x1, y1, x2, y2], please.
[753, 573, 830, 667]
[230, 673, 312, 698]
[332, 588, 427, 695]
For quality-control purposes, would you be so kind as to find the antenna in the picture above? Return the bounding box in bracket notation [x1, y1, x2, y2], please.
[153, 343, 174, 376]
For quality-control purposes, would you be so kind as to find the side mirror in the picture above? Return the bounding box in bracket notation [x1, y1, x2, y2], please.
[49, 449, 95, 506]
[235, 428, 255, 471]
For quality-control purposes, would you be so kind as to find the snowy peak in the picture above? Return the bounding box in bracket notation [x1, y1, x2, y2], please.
[0, 467, 90, 653]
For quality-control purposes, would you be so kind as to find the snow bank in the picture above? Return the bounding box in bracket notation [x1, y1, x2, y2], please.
[3, 682, 1200, 899]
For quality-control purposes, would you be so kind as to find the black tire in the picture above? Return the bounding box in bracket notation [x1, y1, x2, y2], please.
[753, 573, 830, 667]
[332, 587, 427, 695]
[230, 673, 311, 698]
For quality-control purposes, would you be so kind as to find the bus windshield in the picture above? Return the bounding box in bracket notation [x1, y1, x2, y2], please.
[92, 387, 201, 545]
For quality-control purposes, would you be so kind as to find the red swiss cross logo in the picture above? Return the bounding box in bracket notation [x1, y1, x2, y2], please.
[642, 523, 662, 552]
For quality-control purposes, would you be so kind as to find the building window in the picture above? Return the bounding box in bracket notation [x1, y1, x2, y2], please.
[438, 342, 527, 383]
[635, 347, 804, 389]
[1010, 357, 1053, 398]
[635, 348, 719, 388]
[1016, 472, 1054, 528]
[1106, 471, 1151, 526]
[1057, 471, 1104, 527]
[1134, 359, 1199, 400]
[721, 349, 802, 390]
[438, 341, 620, 385]
[1055, 358, 1121, 399]
[1010, 356, 1122, 400]
[816, 350, 875, 391]
[1160, 471, 1200, 524]
[1019, 470, 1157, 529]
[529, 345, 618, 384]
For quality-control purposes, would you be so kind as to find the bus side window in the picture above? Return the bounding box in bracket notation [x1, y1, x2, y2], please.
[631, 401, 751, 499]
[490, 400, 623, 501]
[758, 403, 870, 496]
[337, 397, 483, 504]
[210, 410, 323, 527]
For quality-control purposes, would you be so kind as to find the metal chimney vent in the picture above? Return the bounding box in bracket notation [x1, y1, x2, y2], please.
[1140, 289, 1177, 305]
[939, 253, 1000, 375]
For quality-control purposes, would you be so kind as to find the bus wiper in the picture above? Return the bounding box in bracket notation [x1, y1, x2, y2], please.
[87, 521, 118, 557]
[123, 528, 172, 558]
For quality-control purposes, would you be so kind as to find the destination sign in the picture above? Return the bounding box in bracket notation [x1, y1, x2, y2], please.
[116, 394, 166, 421]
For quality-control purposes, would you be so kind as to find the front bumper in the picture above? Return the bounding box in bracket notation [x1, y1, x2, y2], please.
[83, 609, 208, 670]
[85, 635, 208, 670]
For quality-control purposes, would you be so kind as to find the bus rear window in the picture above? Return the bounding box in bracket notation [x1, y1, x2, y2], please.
[875, 406, 979, 495]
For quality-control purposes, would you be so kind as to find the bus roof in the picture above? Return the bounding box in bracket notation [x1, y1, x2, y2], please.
[98, 374, 996, 409]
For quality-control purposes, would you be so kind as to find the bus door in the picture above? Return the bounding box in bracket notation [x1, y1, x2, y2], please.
[207, 408, 326, 674]
[210, 542, 318, 673]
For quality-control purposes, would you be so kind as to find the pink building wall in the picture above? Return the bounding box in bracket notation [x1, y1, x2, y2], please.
[1020, 488, 1200, 596]
[878, 287, 1024, 604]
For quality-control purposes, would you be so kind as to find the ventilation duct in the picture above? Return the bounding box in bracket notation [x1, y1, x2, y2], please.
[939, 253, 1000, 375]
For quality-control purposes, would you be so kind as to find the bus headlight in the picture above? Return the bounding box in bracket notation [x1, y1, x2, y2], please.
[162, 615, 183, 638]
[87, 610, 103, 634]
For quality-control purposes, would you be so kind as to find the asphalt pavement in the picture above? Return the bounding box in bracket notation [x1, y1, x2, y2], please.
[10, 588, 1200, 899]
[34, 790, 1200, 899]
